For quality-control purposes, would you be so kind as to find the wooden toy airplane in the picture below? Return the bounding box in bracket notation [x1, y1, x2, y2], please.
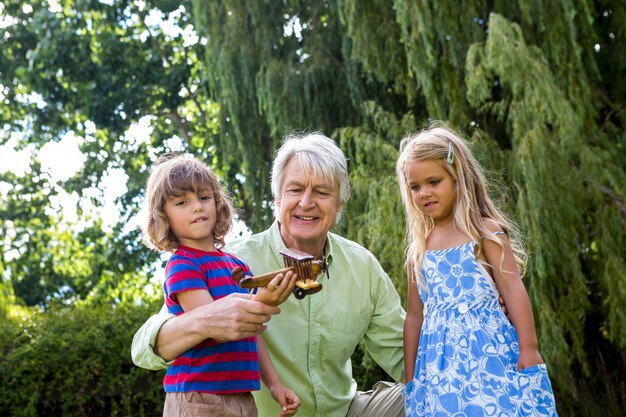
[231, 248, 326, 299]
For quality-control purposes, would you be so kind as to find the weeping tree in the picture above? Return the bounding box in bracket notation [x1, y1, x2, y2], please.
[191, 1, 625, 414]
[1, 0, 624, 415]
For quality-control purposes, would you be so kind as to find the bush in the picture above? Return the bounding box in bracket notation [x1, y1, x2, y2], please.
[0, 301, 165, 416]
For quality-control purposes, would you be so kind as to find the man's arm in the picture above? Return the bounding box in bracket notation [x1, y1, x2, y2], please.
[131, 304, 174, 370]
[131, 293, 280, 369]
[361, 256, 407, 382]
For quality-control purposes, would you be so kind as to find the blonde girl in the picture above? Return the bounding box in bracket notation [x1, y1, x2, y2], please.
[397, 123, 557, 416]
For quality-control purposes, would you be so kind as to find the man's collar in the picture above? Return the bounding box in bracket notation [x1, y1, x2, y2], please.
[272, 220, 334, 267]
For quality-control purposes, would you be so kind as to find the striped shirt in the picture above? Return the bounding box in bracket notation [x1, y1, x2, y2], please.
[163, 245, 260, 394]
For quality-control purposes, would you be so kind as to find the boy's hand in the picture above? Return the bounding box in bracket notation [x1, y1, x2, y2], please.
[269, 382, 301, 416]
[253, 270, 297, 307]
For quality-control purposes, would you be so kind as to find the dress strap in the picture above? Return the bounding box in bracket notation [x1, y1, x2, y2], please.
[480, 231, 507, 239]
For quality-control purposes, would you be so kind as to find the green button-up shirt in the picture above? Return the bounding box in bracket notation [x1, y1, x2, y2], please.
[131, 221, 405, 417]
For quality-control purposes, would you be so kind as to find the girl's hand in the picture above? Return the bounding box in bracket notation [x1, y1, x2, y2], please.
[269, 383, 301, 416]
[517, 349, 545, 370]
[253, 271, 297, 307]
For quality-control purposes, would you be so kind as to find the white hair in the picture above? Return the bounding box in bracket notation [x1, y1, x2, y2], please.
[271, 132, 350, 219]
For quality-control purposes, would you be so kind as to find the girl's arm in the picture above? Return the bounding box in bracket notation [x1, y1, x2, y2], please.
[404, 259, 424, 384]
[482, 220, 544, 370]
[257, 336, 300, 417]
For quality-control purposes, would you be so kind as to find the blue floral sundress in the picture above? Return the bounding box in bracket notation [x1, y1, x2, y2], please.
[404, 241, 558, 417]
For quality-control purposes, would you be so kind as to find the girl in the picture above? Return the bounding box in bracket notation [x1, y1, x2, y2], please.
[143, 154, 300, 417]
[396, 124, 558, 416]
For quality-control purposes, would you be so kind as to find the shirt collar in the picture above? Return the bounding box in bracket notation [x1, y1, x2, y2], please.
[269, 220, 335, 269]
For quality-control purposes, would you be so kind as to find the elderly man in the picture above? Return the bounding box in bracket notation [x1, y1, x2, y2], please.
[132, 133, 406, 417]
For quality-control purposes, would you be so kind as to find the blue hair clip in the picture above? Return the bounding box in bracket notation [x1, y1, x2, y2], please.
[446, 142, 455, 164]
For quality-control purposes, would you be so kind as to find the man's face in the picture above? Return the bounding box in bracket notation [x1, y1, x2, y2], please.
[275, 157, 343, 256]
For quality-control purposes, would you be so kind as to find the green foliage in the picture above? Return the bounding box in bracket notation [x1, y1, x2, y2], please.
[1, 0, 625, 415]
[0, 300, 165, 417]
[192, 1, 369, 228]
[190, 1, 626, 414]
[335, 102, 418, 301]
[464, 13, 626, 408]
[0, 0, 218, 307]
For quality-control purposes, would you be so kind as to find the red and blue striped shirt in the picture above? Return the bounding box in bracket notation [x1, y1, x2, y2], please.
[163, 245, 260, 394]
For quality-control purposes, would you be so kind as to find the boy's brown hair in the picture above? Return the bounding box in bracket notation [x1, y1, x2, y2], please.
[143, 154, 234, 252]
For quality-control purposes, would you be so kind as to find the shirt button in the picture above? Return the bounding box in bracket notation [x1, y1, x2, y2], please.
[457, 303, 469, 314]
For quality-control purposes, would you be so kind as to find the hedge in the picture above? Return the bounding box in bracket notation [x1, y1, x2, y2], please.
[0, 301, 165, 416]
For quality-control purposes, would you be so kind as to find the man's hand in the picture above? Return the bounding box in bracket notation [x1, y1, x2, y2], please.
[498, 295, 509, 319]
[204, 293, 281, 342]
[155, 293, 280, 360]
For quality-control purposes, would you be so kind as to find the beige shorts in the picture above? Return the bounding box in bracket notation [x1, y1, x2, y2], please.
[346, 381, 405, 417]
[163, 392, 257, 417]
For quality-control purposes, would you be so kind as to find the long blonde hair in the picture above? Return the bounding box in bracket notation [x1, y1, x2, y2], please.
[396, 122, 527, 285]
[143, 154, 234, 252]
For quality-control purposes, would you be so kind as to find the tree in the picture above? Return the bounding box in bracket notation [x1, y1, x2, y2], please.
[0, 0, 220, 307]
[191, 1, 626, 414]
[0, 0, 624, 414]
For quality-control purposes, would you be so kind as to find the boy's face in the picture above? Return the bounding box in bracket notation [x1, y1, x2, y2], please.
[275, 157, 343, 257]
[163, 187, 217, 252]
